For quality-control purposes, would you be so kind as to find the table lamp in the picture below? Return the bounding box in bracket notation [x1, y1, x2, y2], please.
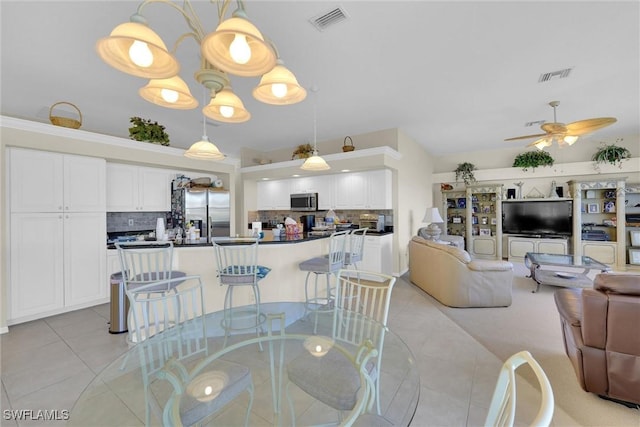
[422, 207, 444, 241]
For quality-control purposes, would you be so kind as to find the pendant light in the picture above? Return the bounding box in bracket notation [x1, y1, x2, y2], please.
[185, 92, 225, 160]
[301, 88, 330, 171]
[139, 75, 198, 109]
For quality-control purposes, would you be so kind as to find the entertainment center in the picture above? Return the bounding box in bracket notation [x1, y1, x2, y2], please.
[442, 177, 639, 270]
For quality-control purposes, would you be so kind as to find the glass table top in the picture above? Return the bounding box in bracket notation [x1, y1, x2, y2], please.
[525, 252, 610, 270]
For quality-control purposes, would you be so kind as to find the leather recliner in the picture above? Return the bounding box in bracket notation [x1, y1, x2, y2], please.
[554, 274, 640, 406]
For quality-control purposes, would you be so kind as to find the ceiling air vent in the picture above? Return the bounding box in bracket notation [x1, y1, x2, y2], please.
[538, 67, 573, 83]
[309, 6, 349, 31]
[525, 120, 546, 127]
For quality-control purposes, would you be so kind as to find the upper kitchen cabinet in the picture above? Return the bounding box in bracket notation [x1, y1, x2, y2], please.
[257, 179, 291, 210]
[106, 163, 172, 212]
[10, 148, 106, 213]
[334, 169, 392, 210]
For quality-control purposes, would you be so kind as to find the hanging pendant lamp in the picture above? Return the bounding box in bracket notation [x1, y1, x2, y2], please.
[301, 88, 330, 171]
[185, 92, 225, 160]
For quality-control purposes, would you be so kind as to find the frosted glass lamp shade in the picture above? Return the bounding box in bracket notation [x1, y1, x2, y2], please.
[253, 60, 307, 105]
[96, 21, 179, 79]
[184, 136, 225, 160]
[422, 208, 444, 224]
[139, 76, 198, 109]
[300, 151, 330, 171]
[202, 88, 250, 123]
[201, 16, 276, 77]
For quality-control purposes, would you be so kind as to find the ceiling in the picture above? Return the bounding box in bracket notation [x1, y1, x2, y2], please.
[1, 1, 638, 160]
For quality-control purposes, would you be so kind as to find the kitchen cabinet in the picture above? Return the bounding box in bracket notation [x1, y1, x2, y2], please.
[334, 170, 391, 210]
[316, 175, 336, 210]
[106, 163, 172, 212]
[8, 147, 107, 324]
[257, 179, 291, 210]
[9, 212, 107, 323]
[358, 234, 393, 281]
[10, 148, 105, 213]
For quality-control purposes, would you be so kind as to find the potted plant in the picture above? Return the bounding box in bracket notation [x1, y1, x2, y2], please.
[129, 117, 170, 146]
[291, 143, 314, 160]
[454, 162, 476, 185]
[592, 140, 630, 169]
[512, 151, 554, 171]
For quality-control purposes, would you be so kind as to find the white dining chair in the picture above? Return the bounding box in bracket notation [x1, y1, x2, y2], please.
[115, 241, 186, 343]
[343, 227, 368, 269]
[212, 237, 271, 348]
[286, 270, 396, 422]
[298, 230, 350, 333]
[485, 350, 554, 427]
[127, 275, 254, 427]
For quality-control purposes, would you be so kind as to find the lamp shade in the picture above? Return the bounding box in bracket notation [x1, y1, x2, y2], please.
[96, 21, 179, 79]
[139, 76, 198, 109]
[252, 60, 307, 105]
[184, 136, 225, 160]
[201, 16, 276, 77]
[300, 151, 330, 171]
[422, 207, 444, 224]
[202, 87, 250, 123]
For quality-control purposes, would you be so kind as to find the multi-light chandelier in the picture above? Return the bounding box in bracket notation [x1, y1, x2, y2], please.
[96, 0, 306, 159]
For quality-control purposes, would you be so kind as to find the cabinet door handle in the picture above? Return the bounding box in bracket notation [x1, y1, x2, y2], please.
[58, 206, 63, 210]
[65, 206, 69, 210]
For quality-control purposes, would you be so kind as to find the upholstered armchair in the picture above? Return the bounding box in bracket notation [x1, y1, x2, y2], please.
[409, 236, 513, 307]
[554, 273, 640, 406]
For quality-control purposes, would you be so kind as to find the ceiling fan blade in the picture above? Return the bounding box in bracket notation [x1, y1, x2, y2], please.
[540, 122, 567, 134]
[504, 133, 548, 142]
[565, 117, 617, 136]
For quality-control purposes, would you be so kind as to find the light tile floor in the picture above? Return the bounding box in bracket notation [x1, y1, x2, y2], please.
[1, 275, 502, 426]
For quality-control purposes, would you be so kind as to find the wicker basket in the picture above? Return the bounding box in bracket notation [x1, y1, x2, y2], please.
[342, 136, 355, 152]
[49, 102, 82, 129]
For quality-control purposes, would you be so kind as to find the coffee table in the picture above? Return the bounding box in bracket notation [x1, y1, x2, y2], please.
[524, 252, 610, 293]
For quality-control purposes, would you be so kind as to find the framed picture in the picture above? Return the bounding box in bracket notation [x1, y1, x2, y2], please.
[603, 201, 615, 213]
[588, 203, 599, 213]
[479, 228, 491, 236]
[490, 217, 497, 225]
[629, 249, 640, 265]
[631, 230, 640, 247]
[452, 216, 462, 224]
[457, 198, 466, 209]
[481, 217, 488, 225]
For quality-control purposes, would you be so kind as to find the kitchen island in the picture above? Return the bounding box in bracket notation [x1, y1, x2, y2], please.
[108, 233, 334, 314]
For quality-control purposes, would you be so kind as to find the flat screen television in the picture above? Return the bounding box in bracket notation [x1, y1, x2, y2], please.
[502, 199, 573, 236]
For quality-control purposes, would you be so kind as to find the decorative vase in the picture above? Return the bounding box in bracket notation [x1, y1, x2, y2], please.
[156, 218, 166, 241]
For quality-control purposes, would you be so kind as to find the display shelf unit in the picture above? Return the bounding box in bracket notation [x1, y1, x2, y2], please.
[625, 182, 640, 269]
[569, 179, 626, 268]
[442, 184, 503, 258]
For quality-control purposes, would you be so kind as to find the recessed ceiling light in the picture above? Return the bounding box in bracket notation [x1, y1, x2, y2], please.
[341, 169, 350, 172]
[292, 174, 300, 177]
[261, 177, 269, 180]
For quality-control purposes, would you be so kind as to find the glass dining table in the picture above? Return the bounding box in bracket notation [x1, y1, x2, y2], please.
[69, 302, 419, 426]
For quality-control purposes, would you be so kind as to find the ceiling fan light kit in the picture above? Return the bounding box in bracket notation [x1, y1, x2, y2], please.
[505, 101, 617, 150]
[96, 0, 306, 160]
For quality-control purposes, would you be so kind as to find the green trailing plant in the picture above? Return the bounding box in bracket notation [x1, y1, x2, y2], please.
[512, 150, 554, 171]
[592, 140, 630, 169]
[454, 162, 476, 185]
[129, 117, 170, 146]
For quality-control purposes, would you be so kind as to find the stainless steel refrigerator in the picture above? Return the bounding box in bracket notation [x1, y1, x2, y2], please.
[171, 186, 230, 239]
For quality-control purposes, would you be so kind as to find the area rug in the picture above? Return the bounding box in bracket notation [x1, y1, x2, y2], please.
[418, 263, 640, 426]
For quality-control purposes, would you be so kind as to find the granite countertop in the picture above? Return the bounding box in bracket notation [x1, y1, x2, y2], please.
[107, 233, 332, 249]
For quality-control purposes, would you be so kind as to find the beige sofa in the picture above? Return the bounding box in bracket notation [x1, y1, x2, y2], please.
[409, 236, 514, 307]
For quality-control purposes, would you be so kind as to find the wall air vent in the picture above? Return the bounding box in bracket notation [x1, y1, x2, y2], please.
[309, 6, 349, 31]
[525, 120, 546, 127]
[538, 67, 573, 83]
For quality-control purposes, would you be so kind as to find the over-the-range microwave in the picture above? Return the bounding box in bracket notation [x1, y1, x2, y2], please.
[290, 193, 318, 211]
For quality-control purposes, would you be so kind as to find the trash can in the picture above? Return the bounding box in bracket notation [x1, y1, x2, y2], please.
[109, 272, 129, 334]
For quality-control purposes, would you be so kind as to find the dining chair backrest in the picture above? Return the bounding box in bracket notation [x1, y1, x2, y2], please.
[126, 275, 208, 426]
[485, 350, 554, 427]
[345, 228, 368, 267]
[126, 275, 208, 356]
[213, 238, 261, 286]
[115, 241, 175, 290]
[327, 230, 350, 272]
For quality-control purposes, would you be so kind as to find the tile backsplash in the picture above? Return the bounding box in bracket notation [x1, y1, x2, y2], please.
[107, 211, 171, 233]
[248, 209, 393, 228]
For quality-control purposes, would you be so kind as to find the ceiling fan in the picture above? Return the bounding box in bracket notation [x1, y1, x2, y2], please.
[505, 101, 617, 150]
